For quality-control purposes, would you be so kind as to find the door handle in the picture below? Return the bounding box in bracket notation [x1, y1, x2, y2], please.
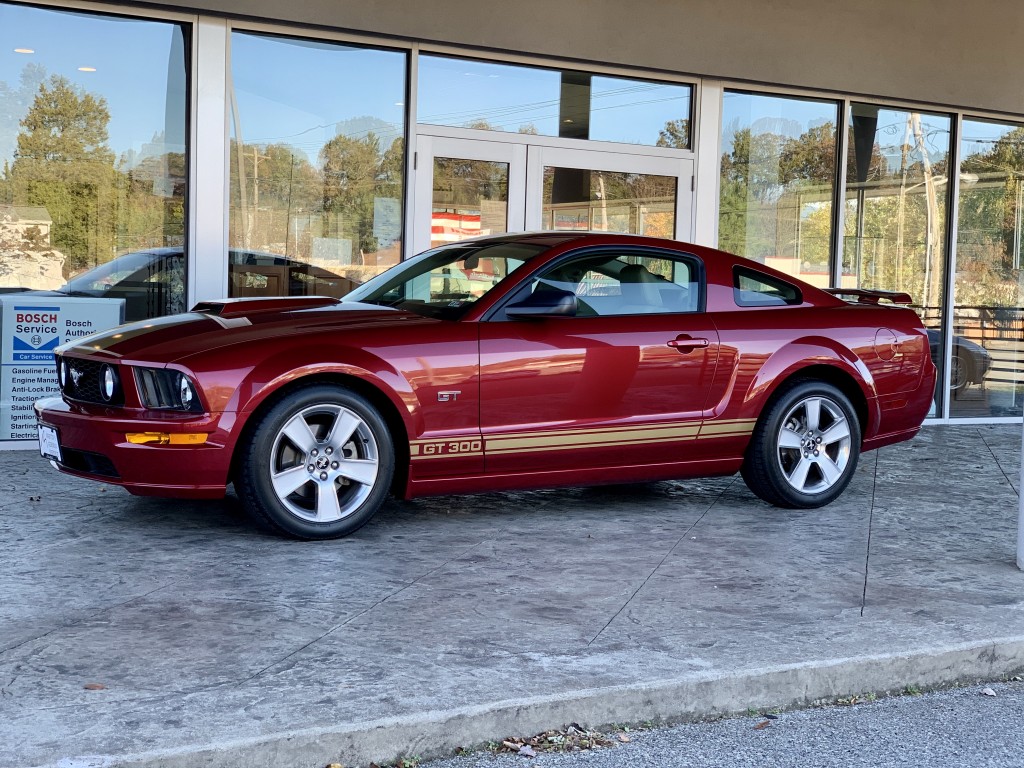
[667, 336, 710, 352]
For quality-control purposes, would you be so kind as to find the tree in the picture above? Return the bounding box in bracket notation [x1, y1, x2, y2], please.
[9, 75, 116, 274]
[656, 119, 690, 150]
[0, 62, 47, 176]
[320, 132, 387, 261]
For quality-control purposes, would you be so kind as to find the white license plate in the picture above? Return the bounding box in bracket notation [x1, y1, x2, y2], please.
[37, 424, 62, 463]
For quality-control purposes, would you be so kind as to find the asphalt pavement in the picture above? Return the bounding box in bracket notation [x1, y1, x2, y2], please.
[2, 424, 1024, 768]
[422, 681, 1024, 768]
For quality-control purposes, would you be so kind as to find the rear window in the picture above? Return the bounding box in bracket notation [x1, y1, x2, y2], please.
[733, 267, 802, 307]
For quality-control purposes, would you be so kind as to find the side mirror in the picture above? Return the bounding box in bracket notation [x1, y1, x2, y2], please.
[505, 288, 578, 319]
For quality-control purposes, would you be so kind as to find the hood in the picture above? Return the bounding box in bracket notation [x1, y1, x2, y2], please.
[57, 298, 435, 364]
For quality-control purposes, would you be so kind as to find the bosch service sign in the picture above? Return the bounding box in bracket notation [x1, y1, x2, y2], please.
[1, 296, 124, 442]
[11, 307, 61, 363]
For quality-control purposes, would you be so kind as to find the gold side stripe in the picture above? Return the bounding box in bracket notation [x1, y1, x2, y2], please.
[488, 435, 701, 455]
[699, 421, 757, 436]
[488, 425, 700, 451]
[409, 420, 755, 459]
[490, 422, 696, 441]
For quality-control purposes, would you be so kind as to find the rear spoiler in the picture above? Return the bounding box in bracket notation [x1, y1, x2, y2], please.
[823, 288, 913, 305]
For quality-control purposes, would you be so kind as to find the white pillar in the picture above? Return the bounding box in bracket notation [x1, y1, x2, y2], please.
[189, 17, 230, 305]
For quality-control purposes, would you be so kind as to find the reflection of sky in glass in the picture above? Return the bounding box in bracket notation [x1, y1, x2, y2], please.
[961, 117, 1024, 167]
[589, 76, 690, 146]
[230, 32, 405, 164]
[0, 4, 185, 166]
[722, 90, 839, 151]
[419, 56, 561, 134]
[418, 55, 691, 147]
[849, 106, 950, 174]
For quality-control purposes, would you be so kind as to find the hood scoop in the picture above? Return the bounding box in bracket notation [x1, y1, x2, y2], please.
[192, 296, 342, 318]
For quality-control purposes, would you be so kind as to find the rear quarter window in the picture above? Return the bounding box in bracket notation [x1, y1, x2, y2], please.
[733, 267, 802, 307]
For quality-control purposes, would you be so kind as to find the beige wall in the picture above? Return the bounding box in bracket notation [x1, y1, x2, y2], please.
[125, 0, 1024, 116]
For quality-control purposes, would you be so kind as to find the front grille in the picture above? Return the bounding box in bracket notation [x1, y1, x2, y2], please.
[58, 448, 120, 479]
[59, 356, 125, 406]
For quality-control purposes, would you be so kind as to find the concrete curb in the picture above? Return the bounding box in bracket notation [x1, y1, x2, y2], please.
[46, 636, 1024, 768]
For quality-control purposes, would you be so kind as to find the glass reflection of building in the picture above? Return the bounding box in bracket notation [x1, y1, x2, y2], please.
[0, 0, 1022, 423]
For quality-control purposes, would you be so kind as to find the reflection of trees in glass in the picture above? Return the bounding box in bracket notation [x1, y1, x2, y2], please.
[230, 141, 320, 254]
[321, 132, 403, 261]
[844, 114, 948, 309]
[230, 130, 404, 270]
[0, 72, 184, 282]
[955, 126, 1024, 307]
[0, 62, 46, 171]
[719, 122, 837, 271]
[656, 119, 690, 150]
[8, 75, 115, 273]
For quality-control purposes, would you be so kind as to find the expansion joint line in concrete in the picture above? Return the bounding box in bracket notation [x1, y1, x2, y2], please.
[586, 477, 737, 648]
[233, 534, 502, 687]
[861, 450, 879, 618]
[977, 427, 1021, 496]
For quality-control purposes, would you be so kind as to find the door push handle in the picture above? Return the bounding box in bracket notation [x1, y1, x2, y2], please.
[667, 336, 710, 352]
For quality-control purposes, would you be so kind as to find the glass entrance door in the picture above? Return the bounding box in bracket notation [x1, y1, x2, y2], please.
[414, 133, 693, 254]
[413, 136, 526, 253]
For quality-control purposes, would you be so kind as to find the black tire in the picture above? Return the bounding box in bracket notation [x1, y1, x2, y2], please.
[236, 384, 394, 540]
[949, 350, 971, 393]
[741, 379, 861, 509]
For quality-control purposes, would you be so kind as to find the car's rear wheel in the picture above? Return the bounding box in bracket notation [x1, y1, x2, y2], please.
[236, 384, 394, 539]
[741, 380, 860, 508]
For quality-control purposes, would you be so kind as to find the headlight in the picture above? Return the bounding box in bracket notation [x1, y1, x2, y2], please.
[100, 364, 118, 401]
[177, 373, 195, 409]
[134, 367, 204, 412]
[57, 358, 66, 387]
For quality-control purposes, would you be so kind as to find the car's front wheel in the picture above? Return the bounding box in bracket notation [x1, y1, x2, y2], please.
[236, 384, 394, 539]
[741, 380, 861, 508]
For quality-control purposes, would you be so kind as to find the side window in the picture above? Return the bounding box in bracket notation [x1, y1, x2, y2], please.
[522, 250, 702, 317]
[733, 267, 802, 307]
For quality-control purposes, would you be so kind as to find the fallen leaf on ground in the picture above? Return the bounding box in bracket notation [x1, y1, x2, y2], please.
[981, 687, 997, 697]
[518, 745, 537, 757]
[754, 720, 771, 730]
[617, 733, 631, 743]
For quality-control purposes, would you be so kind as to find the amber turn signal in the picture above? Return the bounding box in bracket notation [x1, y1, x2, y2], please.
[126, 432, 208, 445]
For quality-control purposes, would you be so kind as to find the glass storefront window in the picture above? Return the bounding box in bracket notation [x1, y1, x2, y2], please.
[418, 55, 692, 148]
[718, 90, 840, 286]
[951, 118, 1024, 417]
[542, 168, 675, 237]
[228, 32, 405, 294]
[843, 104, 951, 412]
[0, 4, 188, 321]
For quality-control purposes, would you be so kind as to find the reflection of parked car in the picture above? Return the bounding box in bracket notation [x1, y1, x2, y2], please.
[9, 247, 357, 322]
[926, 329, 992, 393]
[38, 232, 936, 540]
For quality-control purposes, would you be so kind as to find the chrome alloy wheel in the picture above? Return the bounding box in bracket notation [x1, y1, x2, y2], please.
[775, 395, 852, 495]
[268, 404, 379, 522]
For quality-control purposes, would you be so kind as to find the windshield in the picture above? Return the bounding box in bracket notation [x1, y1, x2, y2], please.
[345, 241, 548, 319]
[63, 251, 172, 293]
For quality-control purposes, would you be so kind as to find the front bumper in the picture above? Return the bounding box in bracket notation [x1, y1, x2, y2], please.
[34, 397, 235, 499]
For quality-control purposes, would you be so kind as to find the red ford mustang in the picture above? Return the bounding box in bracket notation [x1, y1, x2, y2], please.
[35, 233, 935, 539]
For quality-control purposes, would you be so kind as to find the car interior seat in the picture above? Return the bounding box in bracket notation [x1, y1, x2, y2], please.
[618, 263, 664, 313]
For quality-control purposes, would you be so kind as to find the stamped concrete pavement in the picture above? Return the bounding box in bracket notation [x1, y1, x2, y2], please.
[1, 425, 1023, 767]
